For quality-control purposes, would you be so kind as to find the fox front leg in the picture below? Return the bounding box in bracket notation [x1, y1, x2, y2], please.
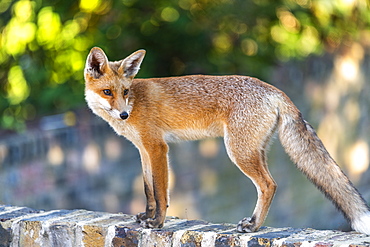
[136, 147, 156, 223]
[136, 178, 156, 223]
[136, 141, 169, 229]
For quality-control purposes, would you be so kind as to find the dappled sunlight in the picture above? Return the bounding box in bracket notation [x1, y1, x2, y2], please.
[199, 166, 218, 196]
[7, 66, 30, 105]
[37, 7, 62, 47]
[47, 144, 64, 166]
[241, 38, 258, 56]
[212, 33, 232, 54]
[1, 0, 370, 131]
[79, 0, 111, 14]
[83, 142, 101, 174]
[1, 1, 37, 55]
[63, 111, 77, 127]
[317, 113, 342, 161]
[336, 56, 359, 81]
[271, 6, 321, 60]
[335, 0, 358, 13]
[343, 99, 360, 126]
[299, 26, 320, 56]
[277, 8, 300, 33]
[346, 140, 369, 182]
[2, 0, 36, 56]
[0, 144, 7, 166]
[198, 138, 220, 158]
[311, 42, 369, 181]
[3, 19, 36, 56]
[80, 0, 102, 12]
[335, 43, 364, 87]
[161, 7, 180, 22]
[104, 137, 122, 161]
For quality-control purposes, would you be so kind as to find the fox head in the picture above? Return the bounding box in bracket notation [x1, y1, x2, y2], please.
[84, 47, 146, 121]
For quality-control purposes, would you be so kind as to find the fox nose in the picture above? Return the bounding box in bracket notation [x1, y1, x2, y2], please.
[120, 112, 129, 120]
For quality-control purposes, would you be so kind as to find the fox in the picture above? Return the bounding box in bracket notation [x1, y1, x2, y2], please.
[84, 47, 370, 234]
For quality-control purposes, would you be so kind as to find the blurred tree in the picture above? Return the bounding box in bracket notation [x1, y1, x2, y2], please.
[0, 0, 369, 131]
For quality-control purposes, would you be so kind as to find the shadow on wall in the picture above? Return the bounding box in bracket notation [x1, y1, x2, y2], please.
[0, 50, 370, 232]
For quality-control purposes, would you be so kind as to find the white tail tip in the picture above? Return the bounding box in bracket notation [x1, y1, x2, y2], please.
[352, 212, 370, 234]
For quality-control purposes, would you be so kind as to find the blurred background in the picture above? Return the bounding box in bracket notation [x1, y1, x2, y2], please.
[0, 0, 370, 231]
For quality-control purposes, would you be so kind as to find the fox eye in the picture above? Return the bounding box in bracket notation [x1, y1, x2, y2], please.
[103, 89, 112, 96]
[123, 89, 129, 96]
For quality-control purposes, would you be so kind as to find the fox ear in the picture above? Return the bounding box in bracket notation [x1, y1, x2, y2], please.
[119, 49, 146, 79]
[85, 47, 109, 79]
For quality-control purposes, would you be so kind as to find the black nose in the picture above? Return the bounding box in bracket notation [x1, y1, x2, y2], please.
[120, 112, 129, 120]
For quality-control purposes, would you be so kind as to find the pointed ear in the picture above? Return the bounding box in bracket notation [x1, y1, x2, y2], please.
[119, 49, 146, 79]
[85, 47, 109, 79]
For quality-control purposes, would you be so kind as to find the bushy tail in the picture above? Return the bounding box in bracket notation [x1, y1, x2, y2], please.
[278, 102, 370, 234]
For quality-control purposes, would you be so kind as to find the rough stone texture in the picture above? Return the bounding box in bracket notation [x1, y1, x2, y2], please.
[1, 205, 370, 247]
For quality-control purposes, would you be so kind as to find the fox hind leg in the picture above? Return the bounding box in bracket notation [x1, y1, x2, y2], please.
[236, 155, 277, 232]
[224, 131, 277, 232]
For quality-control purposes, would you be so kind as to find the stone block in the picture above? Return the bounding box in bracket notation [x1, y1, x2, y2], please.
[1, 205, 370, 246]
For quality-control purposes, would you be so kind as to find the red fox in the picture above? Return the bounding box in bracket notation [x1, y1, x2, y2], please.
[84, 47, 370, 234]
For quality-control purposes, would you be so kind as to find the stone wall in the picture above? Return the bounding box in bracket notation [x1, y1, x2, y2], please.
[1, 205, 369, 247]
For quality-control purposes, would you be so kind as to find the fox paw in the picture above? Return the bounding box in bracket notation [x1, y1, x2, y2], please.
[139, 218, 164, 229]
[136, 212, 149, 222]
[237, 217, 257, 233]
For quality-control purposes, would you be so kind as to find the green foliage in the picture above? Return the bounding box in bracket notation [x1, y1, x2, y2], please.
[0, 0, 369, 131]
